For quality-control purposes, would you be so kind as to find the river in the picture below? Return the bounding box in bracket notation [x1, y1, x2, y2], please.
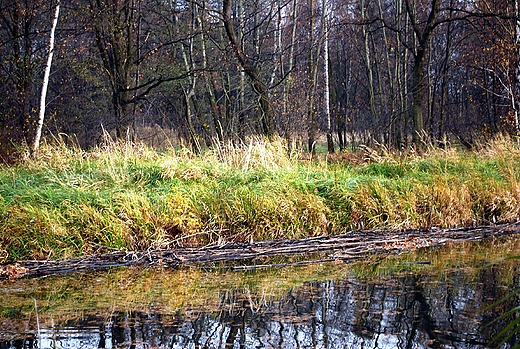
[1, 237, 520, 348]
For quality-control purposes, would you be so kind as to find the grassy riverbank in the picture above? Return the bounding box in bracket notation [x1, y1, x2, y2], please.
[0, 136, 519, 262]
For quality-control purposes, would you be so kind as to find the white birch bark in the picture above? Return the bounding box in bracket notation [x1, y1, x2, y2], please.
[238, 0, 246, 139]
[323, 19, 333, 153]
[34, 1, 60, 152]
[179, 4, 200, 152]
[269, 0, 283, 91]
[360, 0, 377, 131]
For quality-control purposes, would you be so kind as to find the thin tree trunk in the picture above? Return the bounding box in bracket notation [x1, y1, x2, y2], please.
[324, 21, 334, 153]
[269, 0, 282, 91]
[307, 0, 327, 154]
[514, 0, 520, 139]
[411, 48, 426, 147]
[197, 3, 224, 143]
[201, 51, 223, 143]
[180, 5, 200, 152]
[377, 0, 396, 148]
[439, 0, 454, 143]
[395, 0, 408, 148]
[132, 0, 142, 122]
[370, 32, 385, 143]
[34, 1, 60, 152]
[338, 56, 353, 151]
[281, 0, 299, 152]
[330, 40, 342, 150]
[238, 0, 246, 140]
[427, 40, 433, 135]
[307, 0, 317, 154]
[183, 85, 199, 152]
[361, 0, 377, 139]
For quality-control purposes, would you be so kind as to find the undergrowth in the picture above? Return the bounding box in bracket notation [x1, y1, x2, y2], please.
[0, 136, 519, 262]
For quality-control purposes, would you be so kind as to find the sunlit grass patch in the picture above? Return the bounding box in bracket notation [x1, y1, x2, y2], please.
[193, 178, 331, 242]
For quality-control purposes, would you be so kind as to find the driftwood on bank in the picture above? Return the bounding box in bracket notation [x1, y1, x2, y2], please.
[1, 222, 520, 280]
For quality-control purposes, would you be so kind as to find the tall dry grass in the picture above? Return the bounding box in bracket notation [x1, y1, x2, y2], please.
[0, 135, 519, 262]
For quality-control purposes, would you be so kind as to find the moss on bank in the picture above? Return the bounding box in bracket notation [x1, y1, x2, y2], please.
[0, 137, 519, 262]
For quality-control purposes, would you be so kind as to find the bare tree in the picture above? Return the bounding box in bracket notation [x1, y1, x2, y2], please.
[89, 0, 137, 139]
[222, 0, 276, 139]
[405, 0, 441, 150]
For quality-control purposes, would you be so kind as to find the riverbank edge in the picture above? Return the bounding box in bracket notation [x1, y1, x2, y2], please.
[2, 222, 519, 280]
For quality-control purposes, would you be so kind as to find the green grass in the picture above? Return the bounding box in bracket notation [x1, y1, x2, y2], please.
[0, 136, 519, 262]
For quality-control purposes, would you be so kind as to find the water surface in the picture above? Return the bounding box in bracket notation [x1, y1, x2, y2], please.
[1, 237, 520, 348]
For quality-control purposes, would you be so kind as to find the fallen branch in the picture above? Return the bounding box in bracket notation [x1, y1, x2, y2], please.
[1, 222, 519, 280]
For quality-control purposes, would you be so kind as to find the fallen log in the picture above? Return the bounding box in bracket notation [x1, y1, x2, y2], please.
[1, 222, 519, 280]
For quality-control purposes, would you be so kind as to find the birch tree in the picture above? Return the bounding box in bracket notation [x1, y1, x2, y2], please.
[360, 0, 377, 132]
[323, 15, 334, 153]
[34, 1, 60, 152]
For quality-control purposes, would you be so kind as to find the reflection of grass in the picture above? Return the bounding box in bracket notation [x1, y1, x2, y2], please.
[0, 135, 519, 262]
[350, 237, 520, 283]
[481, 254, 520, 349]
[1, 237, 519, 331]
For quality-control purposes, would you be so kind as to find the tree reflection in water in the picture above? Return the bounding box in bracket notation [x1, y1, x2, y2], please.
[4, 237, 520, 349]
[2, 262, 517, 349]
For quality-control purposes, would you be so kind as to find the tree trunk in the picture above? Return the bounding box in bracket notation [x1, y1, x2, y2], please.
[411, 48, 426, 147]
[361, 0, 377, 138]
[34, 1, 60, 152]
[7, 2, 37, 146]
[238, 0, 246, 141]
[307, 0, 327, 154]
[395, 0, 408, 148]
[281, 0, 299, 152]
[515, 0, 520, 139]
[338, 56, 352, 151]
[377, 0, 397, 148]
[180, 4, 201, 152]
[183, 87, 199, 152]
[439, 0, 454, 144]
[307, 0, 316, 154]
[405, 0, 440, 150]
[222, 0, 275, 139]
[91, 0, 136, 140]
[323, 21, 334, 153]
[197, 4, 224, 144]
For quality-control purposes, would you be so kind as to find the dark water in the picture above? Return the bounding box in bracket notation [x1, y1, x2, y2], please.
[1, 238, 520, 349]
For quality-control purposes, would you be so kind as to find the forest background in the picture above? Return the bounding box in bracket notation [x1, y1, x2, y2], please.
[1, 0, 520, 158]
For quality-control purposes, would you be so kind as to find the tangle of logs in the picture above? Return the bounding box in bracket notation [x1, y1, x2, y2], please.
[1, 222, 519, 280]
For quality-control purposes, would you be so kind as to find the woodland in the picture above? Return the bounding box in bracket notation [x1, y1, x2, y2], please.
[1, 0, 520, 160]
